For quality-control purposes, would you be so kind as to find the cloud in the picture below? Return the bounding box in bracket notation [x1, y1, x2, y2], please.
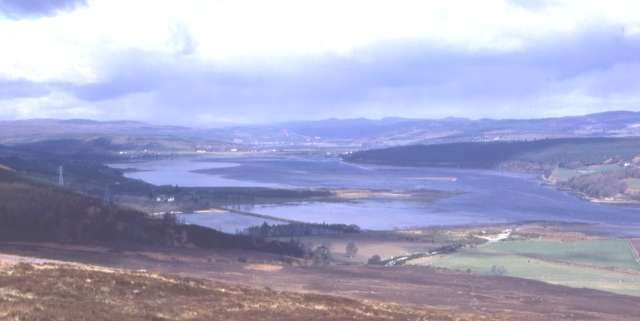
[0, 0, 87, 19]
[169, 22, 198, 56]
[38, 28, 638, 125]
[0, 80, 51, 99]
[2, 0, 640, 124]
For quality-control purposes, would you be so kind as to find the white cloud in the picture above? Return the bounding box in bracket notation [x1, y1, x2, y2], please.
[1, 0, 640, 124]
[2, 0, 640, 83]
[0, 91, 99, 119]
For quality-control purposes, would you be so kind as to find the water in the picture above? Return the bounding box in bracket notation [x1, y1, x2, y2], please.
[108, 158, 279, 187]
[179, 212, 282, 234]
[108, 156, 640, 232]
[247, 201, 499, 230]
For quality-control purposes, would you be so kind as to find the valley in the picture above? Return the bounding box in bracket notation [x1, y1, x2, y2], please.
[3, 114, 640, 320]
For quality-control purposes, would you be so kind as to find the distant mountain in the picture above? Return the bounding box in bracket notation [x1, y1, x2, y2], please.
[0, 119, 194, 143]
[0, 119, 314, 152]
[349, 110, 640, 145]
[269, 117, 427, 139]
[251, 111, 640, 144]
[2, 111, 640, 148]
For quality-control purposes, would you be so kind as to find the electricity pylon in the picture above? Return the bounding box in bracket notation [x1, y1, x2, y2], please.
[58, 166, 63, 186]
[104, 185, 110, 207]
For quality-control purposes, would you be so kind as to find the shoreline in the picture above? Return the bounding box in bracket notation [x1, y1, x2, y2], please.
[540, 177, 640, 210]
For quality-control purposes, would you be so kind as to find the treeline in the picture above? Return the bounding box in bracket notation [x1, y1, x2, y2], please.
[240, 222, 361, 238]
[115, 186, 332, 205]
[0, 168, 312, 257]
[0, 153, 333, 205]
[342, 137, 640, 170]
[564, 168, 640, 199]
[0, 181, 175, 244]
[14, 137, 139, 154]
[181, 224, 306, 257]
[193, 187, 332, 202]
[0, 155, 122, 181]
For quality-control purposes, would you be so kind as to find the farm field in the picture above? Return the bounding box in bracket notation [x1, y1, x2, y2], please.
[549, 167, 580, 181]
[628, 179, 640, 187]
[485, 239, 640, 270]
[430, 248, 640, 296]
[275, 233, 442, 265]
[550, 165, 625, 182]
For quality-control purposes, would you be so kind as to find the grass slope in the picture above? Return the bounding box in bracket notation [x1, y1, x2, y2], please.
[485, 239, 640, 270]
[432, 248, 640, 296]
[431, 239, 640, 296]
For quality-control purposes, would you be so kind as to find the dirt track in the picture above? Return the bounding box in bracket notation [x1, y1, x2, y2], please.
[1, 242, 640, 320]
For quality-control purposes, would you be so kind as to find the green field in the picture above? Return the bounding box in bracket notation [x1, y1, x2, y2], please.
[485, 239, 640, 270]
[550, 167, 580, 181]
[430, 248, 640, 296]
[427, 239, 640, 296]
[627, 179, 640, 187]
[551, 165, 625, 182]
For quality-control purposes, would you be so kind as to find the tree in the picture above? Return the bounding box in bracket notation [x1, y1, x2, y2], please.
[367, 255, 381, 265]
[259, 221, 270, 238]
[311, 243, 332, 266]
[346, 242, 358, 257]
[491, 265, 507, 276]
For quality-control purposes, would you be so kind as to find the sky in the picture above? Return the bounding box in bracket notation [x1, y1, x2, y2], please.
[0, 0, 639, 126]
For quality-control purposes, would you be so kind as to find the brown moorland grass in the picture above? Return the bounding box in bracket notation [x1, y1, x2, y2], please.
[3, 242, 640, 320]
[0, 261, 528, 321]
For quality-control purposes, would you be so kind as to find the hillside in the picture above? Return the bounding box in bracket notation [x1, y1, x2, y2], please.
[0, 259, 527, 321]
[0, 119, 308, 150]
[360, 110, 640, 145]
[341, 137, 640, 170]
[4, 111, 640, 149]
[0, 167, 181, 244]
[0, 168, 308, 257]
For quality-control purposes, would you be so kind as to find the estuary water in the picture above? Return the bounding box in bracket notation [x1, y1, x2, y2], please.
[108, 158, 279, 188]
[109, 156, 640, 233]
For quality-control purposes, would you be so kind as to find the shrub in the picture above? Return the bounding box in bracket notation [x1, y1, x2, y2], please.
[346, 242, 358, 257]
[490, 265, 507, 276]
[367, 255, 381, 265]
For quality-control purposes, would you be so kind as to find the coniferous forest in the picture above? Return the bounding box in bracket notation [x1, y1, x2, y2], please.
[342, 137, 640, 169]
[0, 168, 309, 257]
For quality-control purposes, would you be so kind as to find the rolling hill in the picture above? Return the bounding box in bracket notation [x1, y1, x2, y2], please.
[2, 111, 640, 149]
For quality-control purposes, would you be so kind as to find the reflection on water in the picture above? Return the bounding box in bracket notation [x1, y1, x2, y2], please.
[108, 158, 279, 187]
[111, 156, 640, 232]
[225, 204, 256, 212]
[248, 201, 499, 230]
[177, 212, 281, 234]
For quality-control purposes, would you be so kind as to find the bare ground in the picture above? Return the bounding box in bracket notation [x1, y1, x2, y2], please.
[1, 242, 640, 320]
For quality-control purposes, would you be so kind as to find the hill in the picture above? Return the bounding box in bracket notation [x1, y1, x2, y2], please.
[0, 168, 308, 257]
[4, 110, 640, 149]
[0, 259, 526, 321]
[341, 137, 640, 171]
[269, 117, 426, 139]
[0, 167, 181, 244]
